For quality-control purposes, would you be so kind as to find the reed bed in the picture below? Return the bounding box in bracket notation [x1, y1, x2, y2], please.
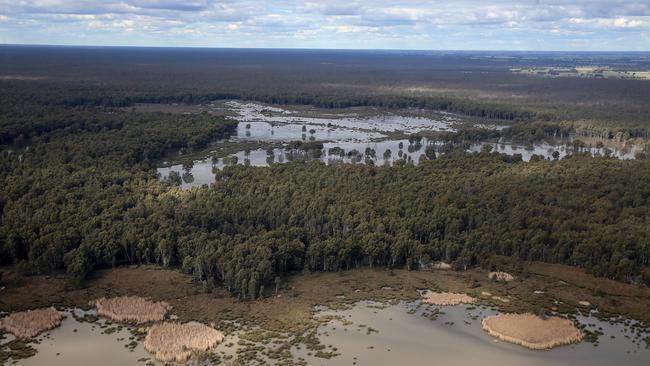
[488, 271, 515, 282]
[432, 262, 452, 270]
[144, 321, 225, 362]
[482, 313, 584, 350]
[94, 296, 171, 324]
[0, 307, 66, 339]
[421, 291, 476, 306]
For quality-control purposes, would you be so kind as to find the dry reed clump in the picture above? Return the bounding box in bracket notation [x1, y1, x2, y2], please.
[488, 271, 515, 282]
[95, 296, 171, 324]
[144, 322, 225, 363]
[482, 313, 583, 350]
[421, 291, 476, 306]
[432, 262, 452, 270]
[0, 307, 66, 340]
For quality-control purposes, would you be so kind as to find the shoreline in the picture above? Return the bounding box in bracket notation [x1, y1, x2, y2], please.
[2, 263, 650, 364]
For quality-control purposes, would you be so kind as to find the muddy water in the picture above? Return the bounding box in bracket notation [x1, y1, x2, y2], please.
[296, 301, 650, 366]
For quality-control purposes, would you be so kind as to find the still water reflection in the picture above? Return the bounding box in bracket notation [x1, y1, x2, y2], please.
[295, 301, 649, 366]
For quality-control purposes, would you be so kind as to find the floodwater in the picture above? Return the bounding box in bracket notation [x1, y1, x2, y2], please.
[226, 101, 460, 134]
[296, 301, 650, 366]
[468, 141, 640, 161]
[4, 303, 648, 365]
[157, 101, 641, 189]
[9, 309, 152, 366]
[5, 309, 241, 366]
[236, 121, 384, 142]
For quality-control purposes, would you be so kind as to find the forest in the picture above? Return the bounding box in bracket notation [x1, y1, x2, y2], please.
[1, 47, 650, 299]
[2, 46, 650, 139]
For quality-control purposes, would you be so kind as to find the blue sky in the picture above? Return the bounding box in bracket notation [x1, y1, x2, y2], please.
[1, 1, 649, 50]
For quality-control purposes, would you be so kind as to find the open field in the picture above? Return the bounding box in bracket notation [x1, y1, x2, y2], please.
[512, 66, 650, 80]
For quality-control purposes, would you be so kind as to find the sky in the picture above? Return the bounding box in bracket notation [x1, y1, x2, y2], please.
[1, 0, 649, 50]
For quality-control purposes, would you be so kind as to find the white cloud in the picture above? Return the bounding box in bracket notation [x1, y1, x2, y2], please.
[0, 1, 649, 50]
[570, 16, 648, 29]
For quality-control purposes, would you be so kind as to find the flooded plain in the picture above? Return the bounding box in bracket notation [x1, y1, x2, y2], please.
[157, 101, 641, 189]
[298, 301, 650, 366]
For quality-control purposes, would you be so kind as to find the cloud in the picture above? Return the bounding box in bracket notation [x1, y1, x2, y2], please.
[570, 17, 648, 29]
[304, 2, 362, 16]
[0, 1, 648, 50]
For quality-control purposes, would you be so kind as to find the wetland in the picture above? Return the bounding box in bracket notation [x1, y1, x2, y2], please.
[155, 101, 642, 189]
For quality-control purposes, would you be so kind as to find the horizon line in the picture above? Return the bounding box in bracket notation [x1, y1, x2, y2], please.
[2, 43, 650, 53]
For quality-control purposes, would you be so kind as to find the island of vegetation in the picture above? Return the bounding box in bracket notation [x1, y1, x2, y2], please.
[0, 308, 66, 340]
[144, 322, 225, 363]
[482, 313, 584, 350]
[94, 296, 171, 324]
[421, 291, 476, 306]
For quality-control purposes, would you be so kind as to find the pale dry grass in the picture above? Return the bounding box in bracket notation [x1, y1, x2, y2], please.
[432, 262, 452, 270]
[488, 271, 515, 282]
[0, 307, 66, 339]
[95, 296, 171, 324]
[144, 322, 225, 362]
[421, 291, 475, 306]
[482, 313, 583, 350]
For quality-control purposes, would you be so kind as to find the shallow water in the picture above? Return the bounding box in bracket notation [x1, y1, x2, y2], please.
[236, 121, 384, 142]
[296, 301, 650, 366]
[5, 303, 648, 365]
[226, 101, 461, 134]
[158, 137, 640, 189]
[5, 309, 244, 366]
[157, 101, 641, 189]
[10, 309, 152, 366]
[468, 141, 640, 161]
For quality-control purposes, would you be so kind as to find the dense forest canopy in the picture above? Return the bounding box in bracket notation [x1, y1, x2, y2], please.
[2, 46, 650, 138]
[1, 47, 649, 298]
